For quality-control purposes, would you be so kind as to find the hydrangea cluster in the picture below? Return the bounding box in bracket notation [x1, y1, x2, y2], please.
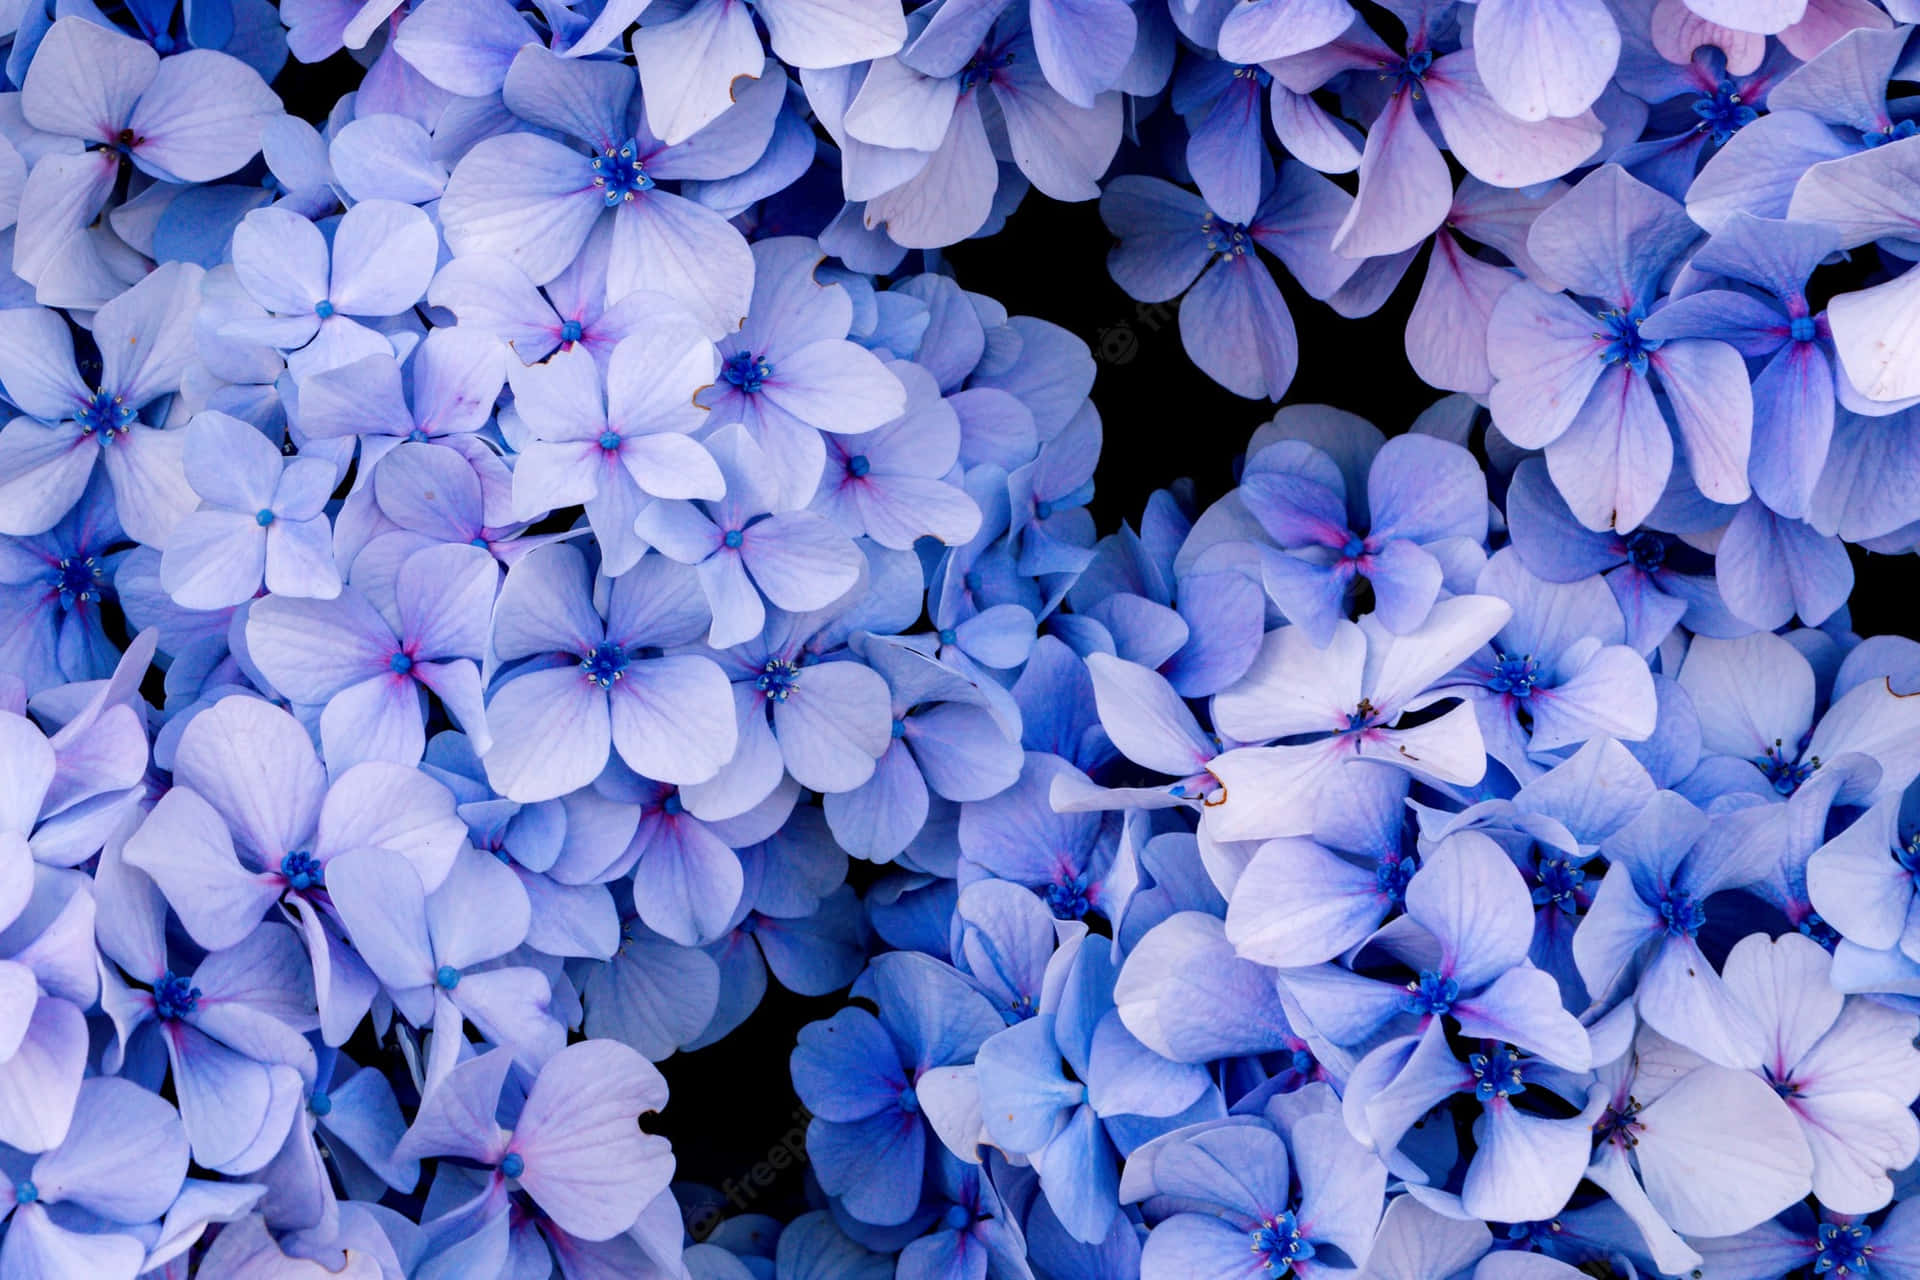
[0, 0, 1916, 1277]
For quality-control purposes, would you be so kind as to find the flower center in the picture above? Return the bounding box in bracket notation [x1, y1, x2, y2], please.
[1594, 1097, 1644, 1148]
[560, 319, 584, 343]
[847, 454, 871, 478]
[897, 1084, 920, 1114]
[957, 46, 1015, 92]
[1043, 872, 1092, 920]
[501, 1152, 524, 1177]
[1757, 740, 1818, 795]
[1895, 835, 1920, 879]
[76, 387, 135, 439]
[1623, 529, 1668, 573]
[1402, 969, 1459, 1016]
[1790, 315, 1818, 343]
[1231, 65, 1272, 86]
[1596, 308, 1661, 373]
[1201, 213, 1252, 258]
[1816, 1222, 1874, 1276]
[941, 1203, 971, 1230]
[721, 350, 772, 393]
[580, 641, 629, 689]
[598, 430, 622, 453]
[755, 658, 801, 701]
[309, 1090, 333, 1117]
[255, 508, 276, 526]
[1249, 1210, 1316, 1275]
[1692, 79, 1758, 145]
[280, 850, 324, 893]
[1389, 49, 1434, 95]
[1469, 1043, 1529, 1101]
[1345, 698, 1378, 732]
[1532, 855, 1585, 913]
[937, 627, 958, 645]
[589, 140, 653, 205]
[436, 964, 461, 990]
[153, 970, 201, 1021]
[12, 1181, 35, 1206]
[1658, 890, 1706, 937]
[50, 556, 101, 603]
[1864, 119, 1920, 148]
[315, 299, 335, 319]
[1375, 855, 1414, 904]
[1489, 653, 1540, 698]
[389, 651, 413, 674]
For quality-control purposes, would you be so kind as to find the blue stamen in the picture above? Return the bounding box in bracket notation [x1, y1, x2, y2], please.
[389, 652, 413, 675]
[1403, 969, 1459, 1016]
[501, 1152, 524, 1178]
[1340, 535, 1365, 559]
[1488, 653, 1540, 698]
[1044, 872, 1092, 920]
[1469, 1043, 1529, 1101]
[938, 628, 958, 646]
[1758, 740, 1818, 795]
[663, 793, 684, 816]
[436, 965, 461, 990]
[315, 299, 335, 319]
[1692, 79, 1758, 145]
[1249, 1210, 1316, 1275]
[1201, 213, 1252, 258]
[723, 529, 744, 549]
[1816, 1222, 1873, 1275]
[898, 1084, 920, 1114]
[755, 658, 801, 701]
[1388, 49, 1434, 96]
[560, 319, 584, 343]
[847, 455, 871, 478]
[1895, 835, 1920, 878]
[1596, 308, 1662, 374]
[1864, 119, 1919, 148]
[941, 1203, 972, 1230]
[1658, 890, 1707, 937]
[309, 1090, 333, 1117]
[1623, 529, 1669, 573]
[153, 971, 201, 1021]
[1034, 499, 1055, 519]
[280, 850, 324, 893]
[721, 350, 772, 393]
[408, 427, 430, 443]
[1375, 856, 1414, 904]
[12, 1181, 35, 1206]
[957, 47, 1015, 92]
[50, 556, 101, 603]
[588, 140, 654, 205]
[580, 641, 629, 688]
[598, 430, 622, 452]
[255, 508, 275, 527]
[1790, 315, 1818, 342]
[891, 718, 907, 739]
[1532, 855, 1586, 914]
[75, 388, 135, 441]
